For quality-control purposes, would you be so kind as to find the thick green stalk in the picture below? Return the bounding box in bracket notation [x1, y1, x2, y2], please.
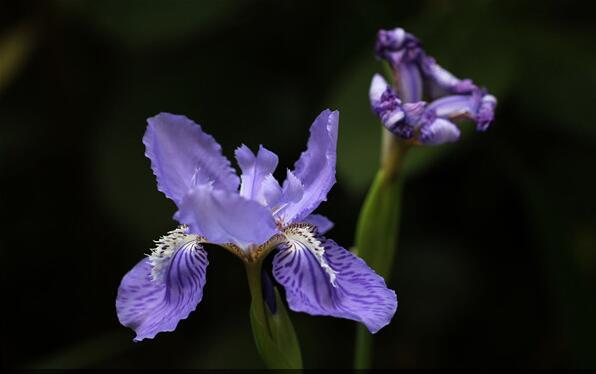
[245, 261, 270, 334]
[353, 130, 408, 368]
[245, 261, 302, 369]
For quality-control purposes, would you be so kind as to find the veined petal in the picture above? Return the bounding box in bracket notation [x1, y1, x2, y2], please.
[116, 228, 208, 341]
[175, 184, 277, 250]
[273, 225, 397, 333]
[235, 144, 280, 206]
[302, 214, 334, 234]
[280, 110, 339, 223]
[419, 118, 461, 145]
[144, 113, 239, 205]
[396, 62, 423, 102]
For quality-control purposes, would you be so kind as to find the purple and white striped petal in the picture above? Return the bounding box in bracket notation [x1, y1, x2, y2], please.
[144, 113, 239, 205]
[116, 228, 208, 341]
[273, 225, 397, 333]
[419, 118, 461, 145]
[374, 28, 421, 66]
[369, 74, 406, 132]
[279, 110, 339, 224]
[476, 94, 497, 131]
[369, 73, 390, 103]
[175, 184, 277, 250]
[374, 28, 423, 102]
[235, 144, 282, 207]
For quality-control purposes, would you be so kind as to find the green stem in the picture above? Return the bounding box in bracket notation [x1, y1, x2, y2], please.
[354, 324, 373, 369]
[353, 130, 409, 369]
[245, 260, 303, 369]
[245, 260, 270, 335]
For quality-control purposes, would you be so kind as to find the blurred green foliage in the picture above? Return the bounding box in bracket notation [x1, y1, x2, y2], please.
[1, 0, 595, 369]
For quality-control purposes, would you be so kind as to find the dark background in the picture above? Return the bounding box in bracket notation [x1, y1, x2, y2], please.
[2, 0, 595, 369]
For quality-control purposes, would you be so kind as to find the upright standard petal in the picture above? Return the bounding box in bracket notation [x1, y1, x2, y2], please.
[302, 214, 334, 234]
[235, 144, 282, 207]
[116, 228, 208, 341]
[144, 113, 239, 205]
[273, 225, 397, 333]
[279, 110, 339, 223]
[175, 184, 277, 250]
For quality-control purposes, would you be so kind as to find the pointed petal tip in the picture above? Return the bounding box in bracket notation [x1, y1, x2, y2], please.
[280, 109, 338, 223]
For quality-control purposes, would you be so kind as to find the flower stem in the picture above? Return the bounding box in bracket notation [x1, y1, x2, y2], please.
[245, 260, 270, 335]
[245, 260, 303, 369]
[353, 130, 409, 369]
[354, 324, 373, 368]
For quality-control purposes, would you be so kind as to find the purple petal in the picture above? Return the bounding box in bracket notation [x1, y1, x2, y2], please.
[369, 73, 390, 102]
[144, 113, 239, 205]
[272, 170, 304, 220]
[375, 28, 421, 66]
[419, 118, 461, 145]
[373, 28, 423, 102]
[175, 184, 277, 249]
[260, 174, 283, 208]
[427, 94, 480, 119]
[420, 56, 477, 98]
[369, 75, 406, 133]
[279, 110, 339, 223]
[302, 214, 334, 234]
[273, 227, 397, 333]
[427, 90, 496, 132]
[476, 94, 497, 131]
[116, 236, 208, 341]
[235, 144, 281, 206]
[396, 62, 423, 102]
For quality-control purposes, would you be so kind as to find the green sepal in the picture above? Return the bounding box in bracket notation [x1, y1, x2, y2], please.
[249, 287, 302, 369]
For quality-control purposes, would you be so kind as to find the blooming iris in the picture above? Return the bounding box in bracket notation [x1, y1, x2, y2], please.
[369, 27, 497, 145]
[116, 110, 397, 341]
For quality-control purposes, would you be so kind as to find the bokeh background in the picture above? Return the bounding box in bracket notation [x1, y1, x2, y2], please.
[2, 0, 595, 369]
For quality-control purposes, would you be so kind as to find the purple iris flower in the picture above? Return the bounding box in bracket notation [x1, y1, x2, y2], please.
[116, 110, 398, 341]
[370, 27, 497, 145]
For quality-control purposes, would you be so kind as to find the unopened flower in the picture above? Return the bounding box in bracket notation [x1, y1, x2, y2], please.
[116, 110, 398, 341]
[370, 27, 496, 145]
